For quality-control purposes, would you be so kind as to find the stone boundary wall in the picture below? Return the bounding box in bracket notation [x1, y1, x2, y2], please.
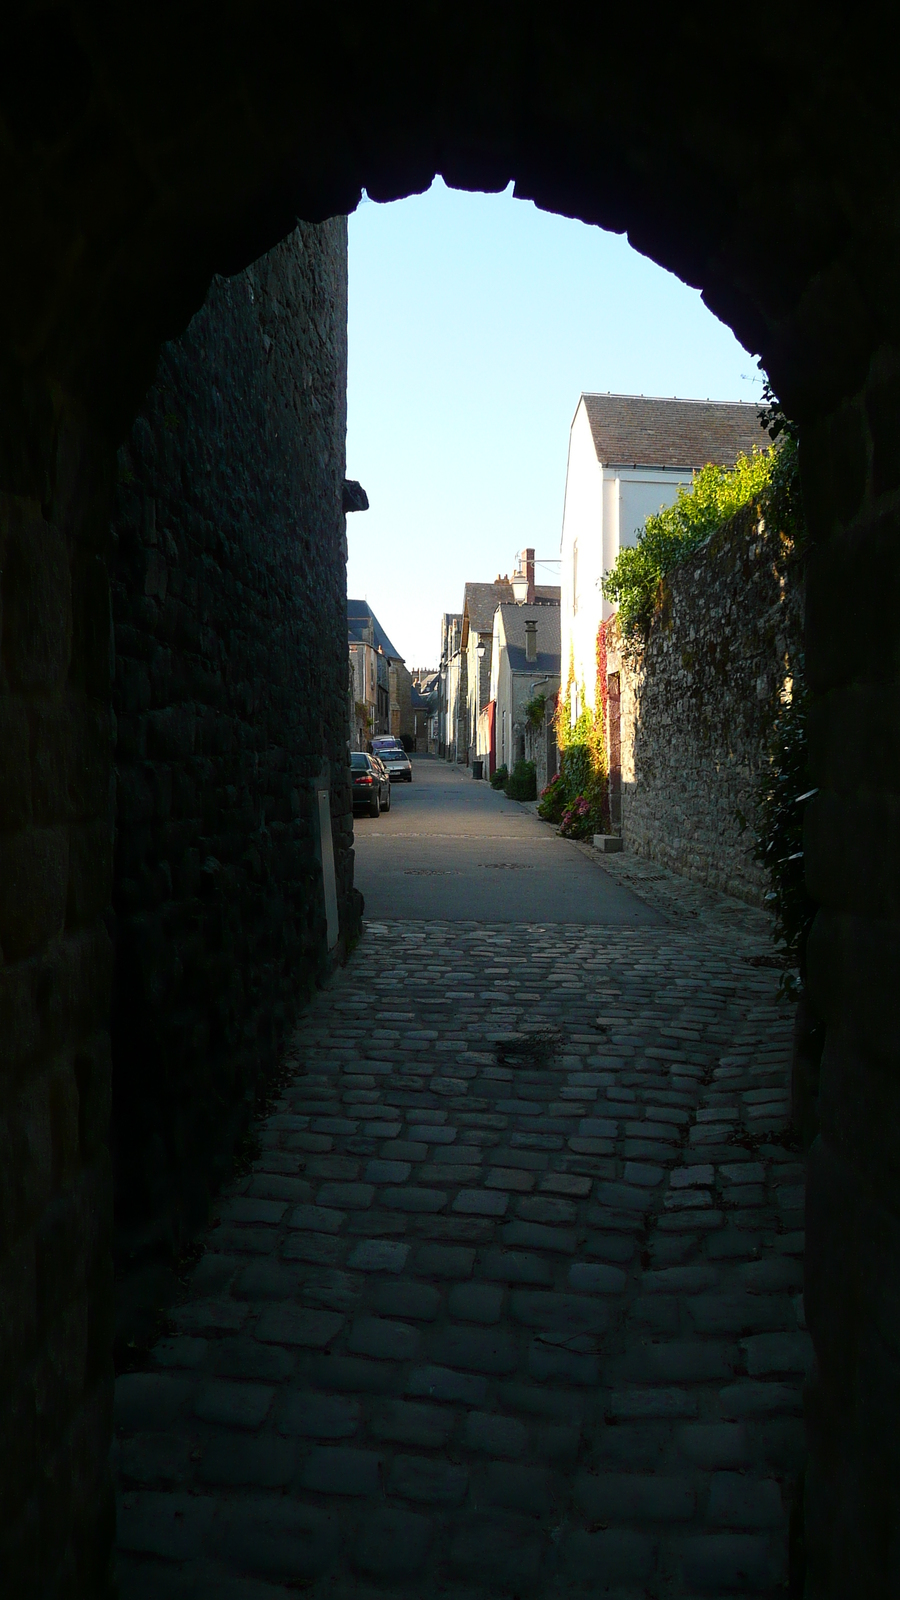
[110, 221, 360, 1350]
[609, 502, 804, 906]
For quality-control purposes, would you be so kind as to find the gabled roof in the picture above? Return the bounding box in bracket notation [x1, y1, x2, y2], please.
[496, 603, 561, 658]
[581, 393, 770, 470]
[347, 599, 404, 662]
[463, 580, 560, 638]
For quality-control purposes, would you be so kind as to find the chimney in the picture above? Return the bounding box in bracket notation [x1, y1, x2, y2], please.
[525, 619, 538, 664]
[511, 549, 536, 604]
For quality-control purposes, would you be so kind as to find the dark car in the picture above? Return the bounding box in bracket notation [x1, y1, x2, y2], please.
[351, 751, 391, 816]
[380, 748, 413, 782]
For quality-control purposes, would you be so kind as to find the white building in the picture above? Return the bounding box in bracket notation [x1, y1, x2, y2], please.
[560, 393, 770, 716]
[489, 599, 560, 776]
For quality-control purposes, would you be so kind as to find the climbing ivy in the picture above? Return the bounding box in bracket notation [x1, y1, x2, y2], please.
[552, 638, 610, 836]
[601, 444, 780, 636]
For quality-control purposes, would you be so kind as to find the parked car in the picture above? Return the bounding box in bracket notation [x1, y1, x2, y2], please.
[351, 751, 391, 815]
[372, 735, 403, 754]
[380, 748, 413, 783]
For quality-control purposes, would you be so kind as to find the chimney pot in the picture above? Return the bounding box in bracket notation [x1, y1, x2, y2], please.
[525, 618, 538, 663]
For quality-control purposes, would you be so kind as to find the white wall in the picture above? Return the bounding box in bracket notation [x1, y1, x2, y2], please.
[559, 397, 695, 716]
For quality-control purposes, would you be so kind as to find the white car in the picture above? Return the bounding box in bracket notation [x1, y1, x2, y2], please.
[380, 748, 413, 783]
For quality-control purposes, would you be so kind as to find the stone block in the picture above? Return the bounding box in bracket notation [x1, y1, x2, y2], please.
[352, 1506, 433, 1577]
[449, 1512, 545, 1587]
[210, 1338, 294, 1382]
[678, 1422, 750, 1468]
[298, 1446, 381, 1496]
[116, 1491, 216, 1561]
[278, 1393, 360, 1438]
[346, 1314, 421, 1361]
[316, 1182, 374, 1210]
[198, 1435, 297, 1488]
[453, 1188, 508, 1216]
[382, 1185, 447, 1212]
[287, 1204, 345, 1233]
[608, 1388, 699, 1420]
[561, 1528, 656, 1584]
[707, 1471, 785, 1528]
[678, 1533, 777, 1592]
[614, 1340, 735, 1384]
[412, 1242, 475, 1277]
[575, 1470, 695, 1522]
[406, 1365, 488, 1405]
[369, 1398, 454, 1447]
[387, 1453, 468, 1504]
[528, 1341, 598, 1385]
[448, 1282, 504, 1323]
[254, 1307, 343, 1348]
[483, 1461, 551, 1515]
[216, 1496, 339, 1580]
[501, 1221, 577, 1253]
[718, 1380, 804, 1417]
[429, 1325, 518, 1375]
[741, 1331, 814, 1376]
[464, 1411, 527, 1457]
[568, 1261, 627, 1293]
[193, 1380, 274, 1430]
[347, 1239, 409, 1273]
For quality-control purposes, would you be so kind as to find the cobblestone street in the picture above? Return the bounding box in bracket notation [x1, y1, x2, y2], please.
[115, 764, 807, 1598]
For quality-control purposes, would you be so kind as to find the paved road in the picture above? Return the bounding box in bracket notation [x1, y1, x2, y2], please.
[115, 768, 807, 1600]
[353, 757, 661, 924]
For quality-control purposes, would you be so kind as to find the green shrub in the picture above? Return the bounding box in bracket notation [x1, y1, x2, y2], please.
[602, 444, 778, 636]
[559, 794, 599, 839]
[538, 772, 566, 822]
[753, 666, 816, 990]
[505, 759, 537, 801]
[490, 764, 508, 790]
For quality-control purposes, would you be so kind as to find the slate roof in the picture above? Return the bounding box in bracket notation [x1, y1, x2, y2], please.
[463, 581, 560, 636]
[496, 602, 561, 663]
[505, 646, 561, 675]
[347, 599, 404, 661]
[581, 394, 770, 470]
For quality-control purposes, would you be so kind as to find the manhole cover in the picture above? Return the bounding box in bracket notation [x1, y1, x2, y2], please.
[482, 863, 535, 871]
[403, 869, 460, 876]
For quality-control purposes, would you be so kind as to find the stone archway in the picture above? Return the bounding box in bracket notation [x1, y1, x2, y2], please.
[2, 8, 899, 1596]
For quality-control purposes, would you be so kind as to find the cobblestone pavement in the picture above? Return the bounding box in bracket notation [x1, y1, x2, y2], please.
[115, 866, 807, 1599]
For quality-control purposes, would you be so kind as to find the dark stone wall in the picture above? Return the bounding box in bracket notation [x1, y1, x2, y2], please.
[110, 220, 359, 1350]
[0, 409, 117, 1594]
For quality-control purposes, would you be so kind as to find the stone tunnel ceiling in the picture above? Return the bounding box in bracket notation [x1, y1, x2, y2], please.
[1, 3, 898, 456]
[3, 6, 900, 1599]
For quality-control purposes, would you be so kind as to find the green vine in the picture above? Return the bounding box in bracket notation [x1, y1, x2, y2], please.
[551, 638, 610, 836]
[601, 442, 788, 636]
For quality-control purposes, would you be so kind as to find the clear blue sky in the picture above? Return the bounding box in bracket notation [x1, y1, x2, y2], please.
[346, 179, 763, 670]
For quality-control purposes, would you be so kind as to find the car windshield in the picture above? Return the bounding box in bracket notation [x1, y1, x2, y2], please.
[384, 751, 407, 761]
[350, 754, 369, 769]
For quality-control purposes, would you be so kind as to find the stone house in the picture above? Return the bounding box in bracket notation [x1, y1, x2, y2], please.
[560, 393, 770, 722]
[439, 611, 465, 761]
[348, 598, 404, 741]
